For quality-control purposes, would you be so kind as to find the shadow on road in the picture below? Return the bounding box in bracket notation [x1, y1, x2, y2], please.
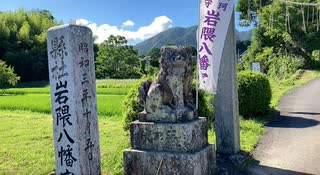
[265, 115, 319, 128]
[246, 162, 315, 175]
[244, 157, 315, 175]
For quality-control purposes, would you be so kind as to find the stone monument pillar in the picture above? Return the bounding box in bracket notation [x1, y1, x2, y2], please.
[47, 24, 101, 175]
[214, 13, 240, 155]
[123, 46, 215, 175]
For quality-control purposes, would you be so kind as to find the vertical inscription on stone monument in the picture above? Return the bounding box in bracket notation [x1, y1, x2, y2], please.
[78, 42, 95, 162]
[47, 25, 101, 175]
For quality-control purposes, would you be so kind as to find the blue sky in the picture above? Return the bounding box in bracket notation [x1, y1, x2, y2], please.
[0, 0, 253, 44]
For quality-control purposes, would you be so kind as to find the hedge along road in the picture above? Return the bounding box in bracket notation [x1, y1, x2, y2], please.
[246, 78, 320, 175]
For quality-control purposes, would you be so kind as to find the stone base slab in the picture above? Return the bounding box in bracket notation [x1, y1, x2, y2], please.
[123, 144, 216, 175]
[130, 118, 208, 153]
[138, 110, 197, 122]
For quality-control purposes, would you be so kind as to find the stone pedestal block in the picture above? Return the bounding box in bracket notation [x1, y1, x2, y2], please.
[124, 118, 215, 175]
[130, 118, 208, 153]
[124, 145, 215, 175]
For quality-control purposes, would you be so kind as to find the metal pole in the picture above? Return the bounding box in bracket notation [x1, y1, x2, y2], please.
[196, 0, 201, 111]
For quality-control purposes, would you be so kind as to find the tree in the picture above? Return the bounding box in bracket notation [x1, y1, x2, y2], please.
[96, 35, 142, 79]
[0, 60, 20, 92]
[0, 9, 59, 81]
[236, 40, 251, 54]
[147, 47, 161, 68]
[237, 0, 320, 73]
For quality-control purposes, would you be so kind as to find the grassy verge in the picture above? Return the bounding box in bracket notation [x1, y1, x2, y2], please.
[270, 69, 320, 108]
[208, 117, 265, 153]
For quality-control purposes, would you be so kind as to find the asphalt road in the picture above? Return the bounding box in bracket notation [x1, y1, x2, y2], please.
[246, 78, 320, 175]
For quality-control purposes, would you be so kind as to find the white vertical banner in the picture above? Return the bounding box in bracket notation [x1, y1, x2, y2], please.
[197, 0, 234, 94]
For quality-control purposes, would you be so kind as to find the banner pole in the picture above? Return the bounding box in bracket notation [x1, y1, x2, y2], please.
[196, 51, 199, 111]
[196, 0, 201, 111]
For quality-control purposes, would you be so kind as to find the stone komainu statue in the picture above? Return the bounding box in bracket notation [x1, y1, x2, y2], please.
[124, 46, 215, 175]
[138, 46, 196, 122]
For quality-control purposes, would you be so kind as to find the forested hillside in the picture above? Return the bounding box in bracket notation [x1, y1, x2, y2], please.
[134, 25, 252, 54]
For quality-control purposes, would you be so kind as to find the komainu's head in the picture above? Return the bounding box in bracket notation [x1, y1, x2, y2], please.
[159, 46, 193, 69]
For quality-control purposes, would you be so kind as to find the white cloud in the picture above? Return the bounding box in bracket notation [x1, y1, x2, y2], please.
[75, 16, 173, 45]
[122, 20, 135, 27]
[76, 19, 89, 26]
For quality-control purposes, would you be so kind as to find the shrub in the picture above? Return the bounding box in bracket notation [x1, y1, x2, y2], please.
[238, 71, 271, 118]
[268, 55, 305, 79]
[311, 50, 320, 68]
[122, 78, 214, 130]
[122, 79, 148, 130]
[146, 66, 159, 77]
[192, 87, 214, 127]
[0, 60, 20, 93]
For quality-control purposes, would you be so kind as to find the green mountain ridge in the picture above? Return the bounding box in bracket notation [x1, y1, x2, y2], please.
[134, 25, 252, 54]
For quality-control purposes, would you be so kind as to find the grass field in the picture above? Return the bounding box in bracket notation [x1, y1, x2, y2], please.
[1, 72, 319, 174]
[13, 79, 137, 89]
[96, 79, 138, 88]
[0, 110, 128, 175]
[3, 87, 129, 95]
[0, 110, 264, 175]
[0, 79, 134, 174]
